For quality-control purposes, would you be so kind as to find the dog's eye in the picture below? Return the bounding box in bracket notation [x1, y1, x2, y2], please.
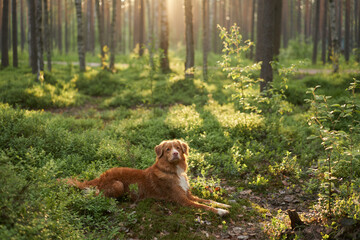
[176, 147, 180, 150]
[166, 148, 170, 152]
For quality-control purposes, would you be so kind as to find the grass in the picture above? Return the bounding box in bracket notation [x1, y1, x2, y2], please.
[1, 49, 360, 239]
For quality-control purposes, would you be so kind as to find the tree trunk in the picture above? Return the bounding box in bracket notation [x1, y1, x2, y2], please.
[250, 0, 256, 60]
[64, 0, 69, 54]
[202, 0, 209, 81]
[75, 0, 85, 71]
[287, 210, 305, 229]
[0, 0, 2, 51]
[116, 0, 122, 53]
[95, 0, 105, 66]
[128, 0, 133, 51]
[358, 0, 360, 62]
[133, 0, 139, 50]
[36, 0, 44, 79]
[337, 0, 342, 47]
[256, 0, 281, 92]
[44, 0, 52, 71]
[20, 0, 25, 52]
[109, 0, 116, 70]
[321, 0, 328, 65]
[344, 0, 350, 63]
[138, 0, 145, 56]
[57, 0, 62, 53]
[355, 0, 359, 60]
[1, 0, 9, 68]
[289, 0, 294, 40]
[329, 0, 339, 73]
[304, 0, 310, 41]
[50, 0, 54, 50]
[28, 0, 37, 74]
[184, 0, 194, 78]
[12, 0, 18, 67]
[212, 0, 218, 53]
[88, 0, 95, 55]
[146, 0, 154, 69]
[159, 0, 170, 73]
[282, 0, 288, 48]
[312, 0, 320, 64]
[297, 0, 301, 39]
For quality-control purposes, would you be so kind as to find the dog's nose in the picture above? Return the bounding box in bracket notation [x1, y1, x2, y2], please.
[173, 152, 178, 156]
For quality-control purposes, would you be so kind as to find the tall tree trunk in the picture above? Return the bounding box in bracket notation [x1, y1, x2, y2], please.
[133, 0, 139, 50]
[304, 0, 310, 41]
[50, 0, 54, 50]
[282, 0, 288, 48]
[212, 0, 218, 53]
[250, 0, 256, 60]
[321, 0, 328, 64]
[138, 0, 145, 56]
[297, 0, 302, 39]
[329, 0, 339, 73]
[289, 0, 294, 40]
[0, 0, 2, 51]
[202, 0, 209, 81]
[344, 0, 350, 63]
[36, 0, 44, 78]
[256, 0, 282, 92]
[28, 0, 37, 73]
[75, 0, 85, 71]
[65, 0, 69, 54]
[159, 0, 170, 73]
[1, 0, 9, 68]
[95, 0, 105, 66]
[355, 0, 358, 54]
[357, 0, 360, 62]
[8, 2, 11, 50]
[116, 0, 122, 53]
[57, 0, 62, 53]
[12, 0, 18, 67]
[337, 0, 342, 46]
[128, 0, 133, 51]
[146, 0, 154, 69]
[327, 7, 332, 63]
[109, 0, 116, 70]
[44, 0, 52, 71]
[184, 0, 194, 78]
[20, 0, 25, 52]
[88, 0, 95, 55]
[105, 1, 110, 46]
[312, 0, 320, 64]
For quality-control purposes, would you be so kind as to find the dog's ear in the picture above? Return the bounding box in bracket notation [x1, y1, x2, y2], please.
[155, 143, 164, 158]
[179, 141, 189, 155]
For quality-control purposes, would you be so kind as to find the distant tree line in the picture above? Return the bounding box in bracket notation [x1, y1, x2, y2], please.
[1, 0, 360, 82]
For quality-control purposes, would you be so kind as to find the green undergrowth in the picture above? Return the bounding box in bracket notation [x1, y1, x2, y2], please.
[1, 52, 360, 239]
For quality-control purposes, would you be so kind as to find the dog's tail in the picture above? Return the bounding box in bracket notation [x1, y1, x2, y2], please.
[62, 178, 100, 189]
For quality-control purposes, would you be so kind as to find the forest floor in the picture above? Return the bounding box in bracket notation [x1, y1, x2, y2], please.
[1, 61, 359, 239]
[47, 98, 325, 240]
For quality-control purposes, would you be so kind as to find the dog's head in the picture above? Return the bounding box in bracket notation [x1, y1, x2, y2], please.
[155, 139, 189, 163]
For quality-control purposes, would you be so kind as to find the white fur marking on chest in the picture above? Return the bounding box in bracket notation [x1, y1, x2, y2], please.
[176, 166, 189, 192]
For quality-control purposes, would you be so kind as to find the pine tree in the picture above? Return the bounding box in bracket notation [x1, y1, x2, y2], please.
[75, 0, 86, 71]
[184, 0, 194, 78]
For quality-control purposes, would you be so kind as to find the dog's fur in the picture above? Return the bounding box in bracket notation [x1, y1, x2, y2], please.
[65, 140, 230, 216]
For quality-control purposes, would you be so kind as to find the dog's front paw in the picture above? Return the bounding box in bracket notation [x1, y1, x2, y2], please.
[216, 208, 229, 216]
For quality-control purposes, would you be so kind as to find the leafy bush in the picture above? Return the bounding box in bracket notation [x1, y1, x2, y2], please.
[75, 70, 123, 96]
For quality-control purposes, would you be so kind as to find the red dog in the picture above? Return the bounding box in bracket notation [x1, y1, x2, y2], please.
[66, 140, 230, 216]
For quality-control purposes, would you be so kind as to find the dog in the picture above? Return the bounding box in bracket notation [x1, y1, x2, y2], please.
[65, 140, 230, 216]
